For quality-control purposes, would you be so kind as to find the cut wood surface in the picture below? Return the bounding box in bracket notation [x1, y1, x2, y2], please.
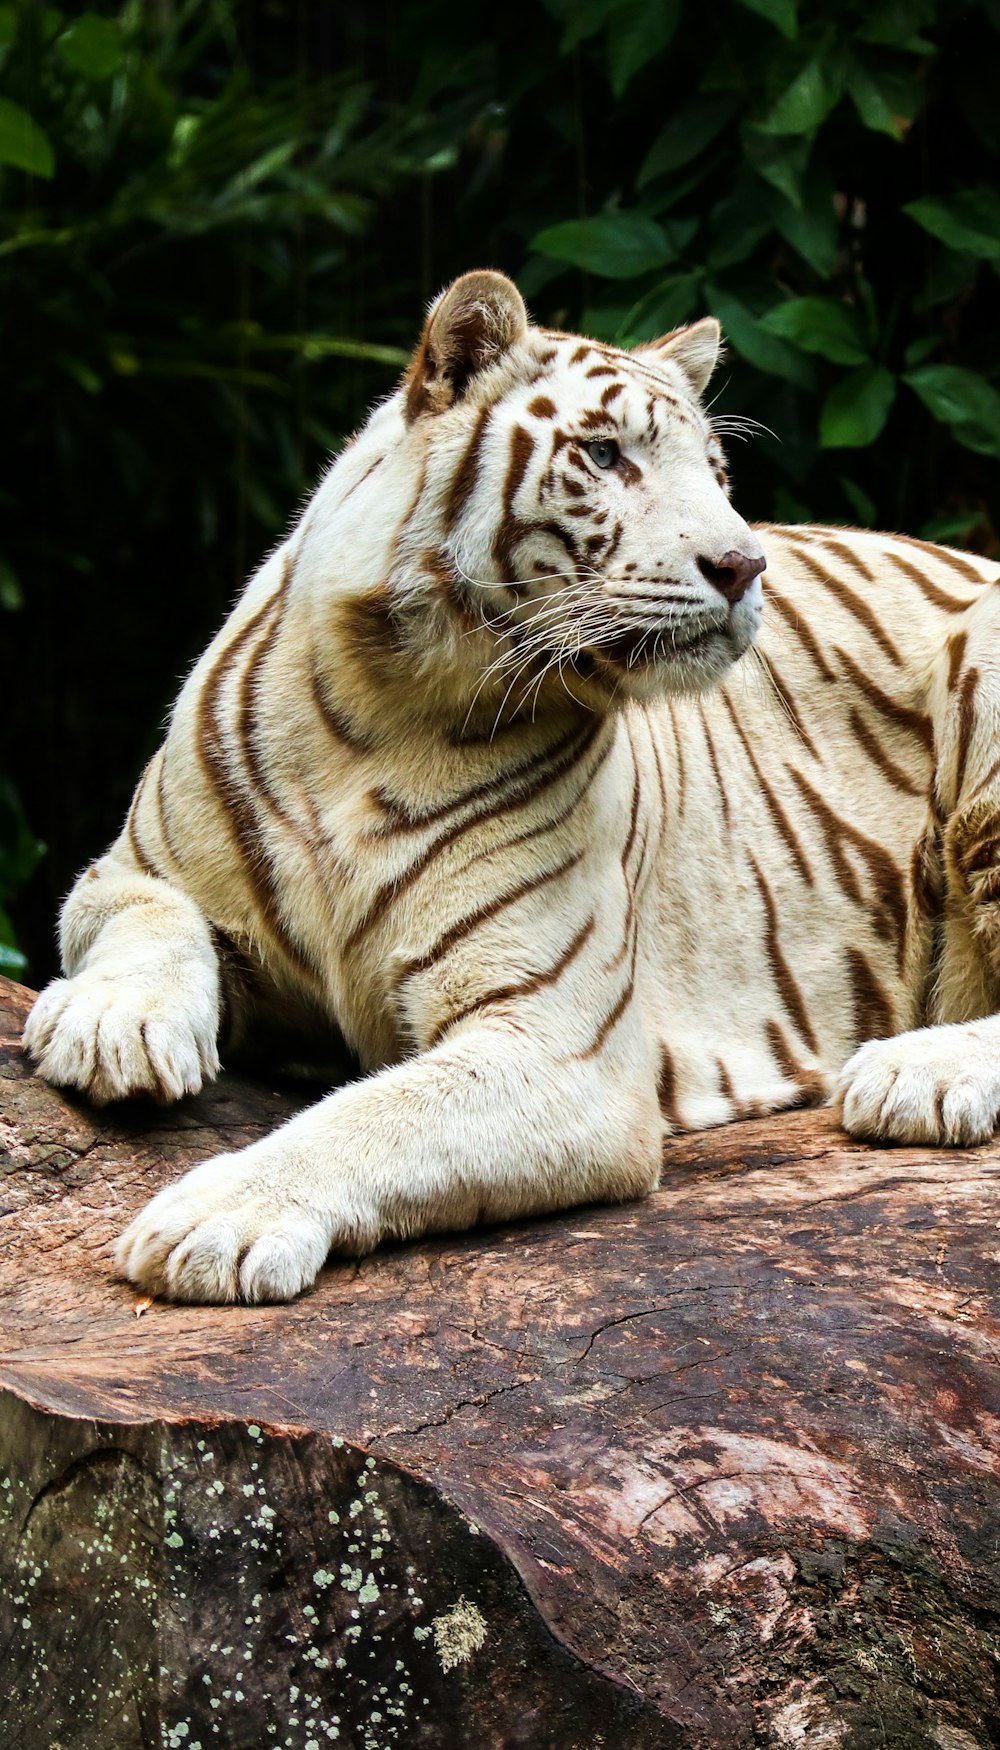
[1, 971, 999, 1749]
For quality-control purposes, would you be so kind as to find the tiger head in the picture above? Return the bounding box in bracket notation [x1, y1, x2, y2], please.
[357, 271, 765, 721]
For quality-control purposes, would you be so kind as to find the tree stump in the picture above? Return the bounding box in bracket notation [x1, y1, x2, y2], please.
[1, 972, 999, 1749]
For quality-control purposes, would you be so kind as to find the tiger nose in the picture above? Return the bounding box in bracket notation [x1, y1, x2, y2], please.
[697, 549, 766, 605]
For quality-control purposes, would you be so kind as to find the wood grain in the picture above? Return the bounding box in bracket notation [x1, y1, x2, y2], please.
[1, 974, 999, 1748]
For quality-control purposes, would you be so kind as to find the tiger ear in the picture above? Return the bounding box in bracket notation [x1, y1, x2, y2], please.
[404, 270, 529, 420]
[638, 316, 722, 398]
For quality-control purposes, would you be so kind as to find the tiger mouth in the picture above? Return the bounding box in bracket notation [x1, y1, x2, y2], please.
[595, 623, 719, 669]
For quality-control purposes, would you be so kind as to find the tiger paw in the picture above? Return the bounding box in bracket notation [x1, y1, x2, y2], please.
[835, 1023, 1000, 1147]
[115, 1148, 372, 1304]
[23, 965, 220, 1106]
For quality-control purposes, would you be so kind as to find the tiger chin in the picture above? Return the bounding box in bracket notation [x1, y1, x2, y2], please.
[24, 269, 1000, 1305]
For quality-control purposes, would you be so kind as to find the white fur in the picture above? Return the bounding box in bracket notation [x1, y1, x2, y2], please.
[23, 276, 1000, 1302]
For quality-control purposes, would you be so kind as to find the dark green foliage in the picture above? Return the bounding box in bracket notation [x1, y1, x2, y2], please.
[2, 0, 998, 977]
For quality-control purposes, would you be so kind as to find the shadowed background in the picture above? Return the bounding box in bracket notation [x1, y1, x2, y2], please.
[2, 0, 999, 982]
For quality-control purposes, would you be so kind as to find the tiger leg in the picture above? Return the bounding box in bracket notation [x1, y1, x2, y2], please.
[23, 850, 221, 1106]
[836, 586, 1000, 1145]
[116, 1018, 662, 1304]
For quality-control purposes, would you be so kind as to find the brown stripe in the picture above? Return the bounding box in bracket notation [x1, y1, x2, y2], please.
[399, 848, 584, 982]
[658, 1043, 682, 1129]
[969, 750, 1000, 802]
[310, 666, 376, 756]
[888, 531, 990, 588]
[576, 927, 638, 1060]
[911, 827, 945, 920]
[338, 583, 401, 676]
[347, 719, 607, 951]
[602, 522, 624, 566]
[947, 629, 968, 689]
[458, 728, 617, 875]
[832, 645, 934, 752]
[446, 405, 492, 532]
[527, 395, 556, 419]
[847, 706, 924, 796]
[605, 815, 651, 975]
[697, 703, 731, 829]
[621, 727, 642, 871]
[154, 748, 183, 870]
[337, 452, 385, 510]
[765, 1019, 826, 1106]
[887, 551, 976, 613]
[747, 852, 820, 1055]
[721, 692, 813, 885]
[427, 914, 595, 1050]
[954, 666, 981, 798]
[788, 767, 908, 966]
[196, 564, 312, 973]
[846, 945, 896, 1045]
[369, 720, 592, 835]
[125, 761, 160, 879]
[645, 714, 669, 830]
[811, 535, 873, 581]
[763, 583, 838, 683]
[756, 651, 821, 762]
[667, 704, 686, 817]
[716, 1056, 737, 1105]
[787, 543, 902, 668]
[493, 424, 536, 580]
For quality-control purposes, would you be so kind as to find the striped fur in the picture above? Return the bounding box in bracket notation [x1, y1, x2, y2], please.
[24, 271, 1000, 1304]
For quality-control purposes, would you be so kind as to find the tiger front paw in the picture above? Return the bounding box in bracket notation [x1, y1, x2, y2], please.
[835, 1023, 1000, 1147]
[23, 965, 220, 1106]
[115, 1146, 377, 1304]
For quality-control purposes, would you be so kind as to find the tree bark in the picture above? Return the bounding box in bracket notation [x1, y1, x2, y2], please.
[1, 972, 999, 1749]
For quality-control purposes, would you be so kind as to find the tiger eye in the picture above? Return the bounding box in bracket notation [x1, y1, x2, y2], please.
[586, 439, 620, 470]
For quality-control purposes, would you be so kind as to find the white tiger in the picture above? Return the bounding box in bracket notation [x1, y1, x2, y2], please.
[23, 270, 1000, 1304]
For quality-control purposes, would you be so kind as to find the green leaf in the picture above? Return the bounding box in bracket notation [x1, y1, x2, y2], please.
[839, 477, 877, 525]
[919, 511, 983, 545]
[607, 0, 680, 97]
[820, 364, 896, 448]
[848, 57, 920, 139]
[0, 99, 54, 178]
[903, 190, 1000, 262]
[903, 335, 938, 368]
[856, 1, 936, 52]
[0, 558, 22, 610]
[760, 297, 869, 365]
[0, 936, 27, 976]
[757, 53, 846, 136]
[706, 174, 773, 270]
[767, 164, 839, 277]
[736, 0, 797, 38]
[55, 14, 123, 79]
[904, 364, 1000, 459]
[638, 95, 738, 187]
[617, 272, 702, 343]
[706, 282, 816, 387]
[551, 0, 610, 52]
[743, 130, 810, 207]
[531, 211, 673, 279]
[0, 5, 18, 48]
[580, 302, 635, 340]
[0, 779, 45, 892]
